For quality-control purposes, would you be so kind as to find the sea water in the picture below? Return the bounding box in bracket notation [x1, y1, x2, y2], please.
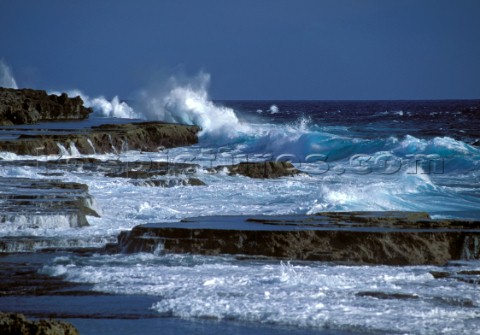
[1, 86, 480, 334]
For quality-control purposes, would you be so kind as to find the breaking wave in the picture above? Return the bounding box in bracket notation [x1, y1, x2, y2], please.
[137, 72, 251, 141]
[55, 89, 143, 119]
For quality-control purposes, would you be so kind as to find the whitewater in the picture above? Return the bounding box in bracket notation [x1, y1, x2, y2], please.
[1, 69, 480, 334]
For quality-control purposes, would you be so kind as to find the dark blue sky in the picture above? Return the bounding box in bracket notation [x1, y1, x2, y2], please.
[1, 0, 479, 100]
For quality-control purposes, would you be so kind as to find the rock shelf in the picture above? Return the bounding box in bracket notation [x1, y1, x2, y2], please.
[112, 212, 480, 265]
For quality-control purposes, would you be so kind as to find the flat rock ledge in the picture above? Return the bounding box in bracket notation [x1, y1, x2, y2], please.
[0, 312, 79, 335]
[111, 212, 480, 265]
[0, 88, 92, 125]
[0, 121, 200, 155]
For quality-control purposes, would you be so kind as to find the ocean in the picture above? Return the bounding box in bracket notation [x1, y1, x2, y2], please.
[1, 93, 480, 334]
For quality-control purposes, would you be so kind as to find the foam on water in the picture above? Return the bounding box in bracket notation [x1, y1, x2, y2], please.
[41, 253, 480, 334]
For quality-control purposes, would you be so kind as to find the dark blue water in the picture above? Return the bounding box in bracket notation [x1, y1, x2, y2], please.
[222, 100, 480, 142]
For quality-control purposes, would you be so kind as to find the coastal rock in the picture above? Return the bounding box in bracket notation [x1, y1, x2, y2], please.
[112, 212, 480, 265]
[131, 178, 206, 187]
[105, 162, 199, 179]
[0, 312, 79, 335]
[213, 161, 302, 178]
[0, 122, 200, 155]
[0, 88, 92, 125]
[0, 178, 99, 232]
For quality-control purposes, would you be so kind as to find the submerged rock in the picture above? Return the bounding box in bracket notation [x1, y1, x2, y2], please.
[356, 291, 419, 300]
[213, 161, 302, 178]
[112, 212, 480, 265]
[131, 178, 206, 187]
[0, 88, 92, 125]
[0, 312, 79, 335]
[105, 162, 199, 179]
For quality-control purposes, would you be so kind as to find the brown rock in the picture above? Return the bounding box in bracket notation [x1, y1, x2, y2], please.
[0, 88, 92, 125]
[215, 161, 302, 178]
[112, 212, 480, 265]
[0, 122, 200, 155]
[0, 312, 79, 335]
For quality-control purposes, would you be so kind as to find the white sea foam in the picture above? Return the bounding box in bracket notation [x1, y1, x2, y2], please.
[43, 253, 480, 334]
[269, 104, 279, 114]
[49, 89, 142, 119]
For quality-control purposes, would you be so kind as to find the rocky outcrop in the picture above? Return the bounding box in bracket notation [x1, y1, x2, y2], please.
[0, 88, 92, 125]
[112, 212, 480, 265]
[0, 122, 200, 155]
[213, 161, 302, 178]
[0, 178, 99, 231]
[0, 312, 79, 335]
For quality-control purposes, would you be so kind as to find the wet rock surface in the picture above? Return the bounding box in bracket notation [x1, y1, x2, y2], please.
[355, 291, 419, 300]
[0, 88, 92, 126]
[213, 161, 302, 178]
[113, 212, 480, 265]
[0, 121, 200, 155]
[0, 312, 79, 335]
[0, 177, 99, 252]
[0, 177, 99, 227]
[131, 178, 206, 187]
[430, 269, 480, 284]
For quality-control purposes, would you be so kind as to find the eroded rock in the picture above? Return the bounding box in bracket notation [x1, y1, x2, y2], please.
[111, 212, 480, 265]
[0, 178, 99, 231]
[0, 122, 200, 155]
[0, 88, 92, 125]
[0, 312, 79, 335]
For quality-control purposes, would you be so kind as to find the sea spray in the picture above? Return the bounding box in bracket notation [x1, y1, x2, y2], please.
[50, 89, 142, 119]
[137, 72, 251, 141]
[0, 59, 18, 89]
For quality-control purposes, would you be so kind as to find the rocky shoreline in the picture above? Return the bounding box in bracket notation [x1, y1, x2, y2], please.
[1, 88, 479, 265]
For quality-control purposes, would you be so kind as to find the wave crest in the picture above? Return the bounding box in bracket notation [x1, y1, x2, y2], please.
[138, 72, 251, 141]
